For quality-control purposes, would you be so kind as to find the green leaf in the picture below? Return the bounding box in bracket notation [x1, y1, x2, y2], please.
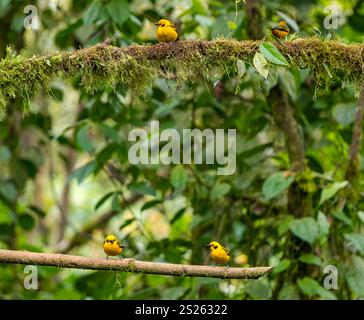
[344, 233, 364, 254]
[316, 287, 337, 300]
[253, 52, 269, 79]
[332, 103, 357, 126]
[83, 0, 103, 25]
[245, 280, 272, 299]
[18, 213, 36, 231]
[141, 199, 162, 211]
[317, 211, 330, 236]
[262, 172, 294, 200]
[299, 254, 322, 266]
[68, 161, 96, 184]
[272, 259, 291, 274]
[346, 256, 364, 296]
[0, 0, 11, 12]
[278, 285, 300, 300]
[259, 42, 290, 67]
[358, 211, 364, 224]
[227, 20, 237, 30]
[95, 144, 117, 168]
[99, 123, 120, 143]
[332, 211, 352, 226]
[170, 165, 188, 191]
[276, 11, 299, 32]
[161, 287, 188, 300]
[278, 215, 294, 236]
[191, 0, 205, 15]
[28, 205, 46, 218]
[106, 0, 129, 26]
[0, 181, 17, 202]
[119, 218, 134, 230]
[111, 193, 122, 211]
[319, 181, 348, 205]
[0, 223, 13, 241]
[297, 277, 321, 296]
[171, 207, 187, 224]
[289, 217, 319, 245]
[75, 124, 94, 153]
[236, 59, 246, 78]
[0, 146, 11, 163]
[94, 192, 115, 210]
[210, 182, 231, 201]
[129, 182, 156, 197]
[279, 69, 298, 101]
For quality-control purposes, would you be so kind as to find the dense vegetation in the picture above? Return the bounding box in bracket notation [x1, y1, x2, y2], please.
[0, 0, 364, 299]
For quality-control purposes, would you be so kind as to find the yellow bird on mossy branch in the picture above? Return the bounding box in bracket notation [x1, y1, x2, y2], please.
[155, 19, 179, 43]
[205, 241, 230, 266]
[271, 20, 290, 39]
[103, 234, 125, 259]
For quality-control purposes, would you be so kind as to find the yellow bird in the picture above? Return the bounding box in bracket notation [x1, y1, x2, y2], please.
[205, 241, 230, 266]
[155, 19, 179, 43]
[103, 234, 124, 259]
[271, 20, 289, 39]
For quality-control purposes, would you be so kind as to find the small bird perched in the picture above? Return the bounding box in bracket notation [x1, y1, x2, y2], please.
[271, 20, 289, 39]
[155, 19, 179, 43]
[205, 241, 230, 266]
[103, 234, 125, 259]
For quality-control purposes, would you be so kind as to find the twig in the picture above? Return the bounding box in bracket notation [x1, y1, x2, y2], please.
[0, 249, 273, 280]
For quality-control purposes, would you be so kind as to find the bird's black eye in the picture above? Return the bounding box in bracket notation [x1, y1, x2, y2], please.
[213, 246, 218, 249]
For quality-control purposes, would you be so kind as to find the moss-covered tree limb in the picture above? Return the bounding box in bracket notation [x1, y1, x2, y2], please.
[1, 39, 364, 111]
[0, 249, 273, 279]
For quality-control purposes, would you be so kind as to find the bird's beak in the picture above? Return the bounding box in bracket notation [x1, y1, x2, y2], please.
[204, 244, 211, 247]
[121, 246, 126, 248]
[155, 23, 159, 26]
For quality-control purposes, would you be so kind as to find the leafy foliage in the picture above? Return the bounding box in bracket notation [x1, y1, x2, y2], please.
[0, 0, 364, 300]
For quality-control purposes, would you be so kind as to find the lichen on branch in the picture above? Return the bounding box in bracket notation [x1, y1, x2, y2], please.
[0, 38, 363, 113]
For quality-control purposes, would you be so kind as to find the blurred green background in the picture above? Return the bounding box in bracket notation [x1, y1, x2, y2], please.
[0, 0, 364, 300]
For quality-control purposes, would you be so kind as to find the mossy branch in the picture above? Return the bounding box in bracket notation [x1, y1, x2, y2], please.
[0, 39, 364, 112]
[0, 249, 273, 280]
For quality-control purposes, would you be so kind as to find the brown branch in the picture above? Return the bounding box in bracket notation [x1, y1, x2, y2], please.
[270, 86, 305, 173]
[345, 84, 364, 183]
[0, 249, 273, 280]
[335, 84, 364, 211]
[57, 102, 84, 242]
[57, 148, 77, 242]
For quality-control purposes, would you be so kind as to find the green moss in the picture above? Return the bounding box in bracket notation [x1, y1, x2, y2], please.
[0, 39, 363, 114]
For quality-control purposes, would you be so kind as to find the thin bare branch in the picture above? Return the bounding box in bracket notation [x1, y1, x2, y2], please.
[0, 249, 273, 280]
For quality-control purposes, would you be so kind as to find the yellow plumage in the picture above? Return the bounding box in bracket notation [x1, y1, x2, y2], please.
[206, 241, 230, 265]
[271, 20, 289, 39]
[155, 19, 178, 43]
[103, 234, 124, 258]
